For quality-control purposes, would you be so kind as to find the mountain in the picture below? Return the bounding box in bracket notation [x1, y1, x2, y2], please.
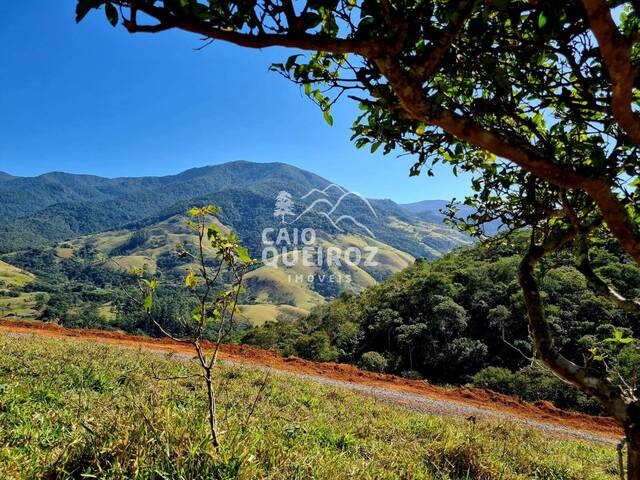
[0, 172, 14, 181]
[401, 199, 476, 219]
[0, 161, 473, 324]
[0, 162, 368, 251]
[0, 162, 329, 242]
[0, 161, 470, 257]
[401, 200, 501, 236]
[401, 199, 451, 213]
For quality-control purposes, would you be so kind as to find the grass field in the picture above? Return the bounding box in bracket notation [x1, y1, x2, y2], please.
[97, 302, 117, 321]
[237, 303, 309, 325]
[0, 293, 38, 318]
[0, 333, 618, 479]
[0, 261, 34, 289]
[0, 262, 39, 319]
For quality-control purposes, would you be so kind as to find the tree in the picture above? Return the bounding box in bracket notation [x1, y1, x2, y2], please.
[134, 205, 255, 449]
[78, 1, 640, 475]
[273, 190, 294, 224]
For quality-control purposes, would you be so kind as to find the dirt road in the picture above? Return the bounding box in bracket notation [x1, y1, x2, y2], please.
[0, 319, 622, 445]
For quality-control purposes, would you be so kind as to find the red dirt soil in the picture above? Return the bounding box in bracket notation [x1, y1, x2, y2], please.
[0, 319, 622, 440]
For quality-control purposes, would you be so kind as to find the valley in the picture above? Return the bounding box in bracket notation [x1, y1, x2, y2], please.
[3, 161, 638, 426]
[0, 161, 471, 325]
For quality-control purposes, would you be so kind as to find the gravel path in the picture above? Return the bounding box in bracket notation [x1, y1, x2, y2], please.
[221, 359, 618, 446]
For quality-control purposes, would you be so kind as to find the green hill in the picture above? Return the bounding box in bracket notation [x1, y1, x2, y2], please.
[58, 211, 418, 322]
[0, 161, 473, 324]
[0, 260, 34, 287]
[0, 260, 39, 319]
[243, 232, 640, 413]
[0, 161, 470, 259]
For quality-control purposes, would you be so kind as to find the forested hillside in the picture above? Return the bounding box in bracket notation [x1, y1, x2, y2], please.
[0, 161, 473, 324]
[4, 182, 639, 414]
[0, 162, 331, 251]
[4, 162, 640, 415]
[0, 161, 469, 259]
[243, 232, 640, 414]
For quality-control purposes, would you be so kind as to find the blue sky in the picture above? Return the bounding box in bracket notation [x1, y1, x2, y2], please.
[0, 1, 471, 203]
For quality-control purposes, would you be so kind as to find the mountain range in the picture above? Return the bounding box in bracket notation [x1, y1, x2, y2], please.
[0, 161, 472, 323]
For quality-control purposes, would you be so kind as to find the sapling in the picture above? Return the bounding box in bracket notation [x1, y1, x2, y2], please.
[134, 205, 255, 448]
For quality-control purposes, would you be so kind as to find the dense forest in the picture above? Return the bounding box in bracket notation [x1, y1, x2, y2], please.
[242, 233, 640, 414]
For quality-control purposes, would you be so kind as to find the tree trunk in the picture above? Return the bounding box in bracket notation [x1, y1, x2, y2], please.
[626, 425, 640, 480]
[204, 369, 220, 449]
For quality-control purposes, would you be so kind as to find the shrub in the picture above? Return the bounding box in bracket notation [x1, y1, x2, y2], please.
[401, 370, 424, 380]
[471, 367, 529, 395]
[471, 366, 603, 415]
[358, 351, 388, 372]
[294, 331, 339, 362]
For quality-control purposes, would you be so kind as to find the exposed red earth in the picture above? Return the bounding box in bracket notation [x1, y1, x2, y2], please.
[0, 319, 622, 443]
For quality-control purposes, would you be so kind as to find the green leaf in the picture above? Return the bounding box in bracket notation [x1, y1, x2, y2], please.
[185, 271, 199, 288]
[105, 2, 118, 27]
[207, 223, 221, 239]
[302, 11, 322, 29]
[537, 12, 547, 29]
[285, 54, 302, 71]
[237, 246, 251, 264]
[323, 110, 334, 126]
[143, 295, 153, 313]
[604, 329, 634, 344]
[76, 0, 104, 23]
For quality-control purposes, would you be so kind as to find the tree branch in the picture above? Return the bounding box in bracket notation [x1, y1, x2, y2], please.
[125, 3, 377, 55]
[374, 55, 588, 188]
[375, 55, 640, 265]
[281, 0, 303, 34]
[519, 227, 630, 421]
[587, 184, 640, 264]
[411, 0, 477, 81]
[582, 0, 640, 144]
[575, 232, 640, 314]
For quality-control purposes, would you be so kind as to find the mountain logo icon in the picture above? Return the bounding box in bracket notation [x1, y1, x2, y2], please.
[273, 184, 377, 238]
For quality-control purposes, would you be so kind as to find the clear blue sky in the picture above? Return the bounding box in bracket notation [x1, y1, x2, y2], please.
[0, 1, 471, 203]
